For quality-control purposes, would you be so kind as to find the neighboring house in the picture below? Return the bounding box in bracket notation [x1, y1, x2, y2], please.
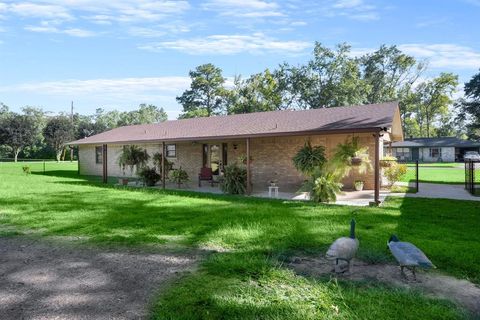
[388, 137, 480, 162]
[68, 102, 403, 200]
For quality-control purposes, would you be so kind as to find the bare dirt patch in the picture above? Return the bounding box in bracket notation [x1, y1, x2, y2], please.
[0, 236, 200, 320]
[288, 256, 480, 317]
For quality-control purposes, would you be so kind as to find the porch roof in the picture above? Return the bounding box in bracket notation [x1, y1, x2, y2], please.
[68, 102, 402, 145]
[391, 137, 480, 148]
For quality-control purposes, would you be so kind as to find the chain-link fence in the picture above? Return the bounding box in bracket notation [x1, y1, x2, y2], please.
[0, 159, 78, 174]
[465, 160, 480, 196]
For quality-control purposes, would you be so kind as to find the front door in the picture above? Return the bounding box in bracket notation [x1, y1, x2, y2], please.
[202, 143, 227, 175]
[412, 148, 419, 161]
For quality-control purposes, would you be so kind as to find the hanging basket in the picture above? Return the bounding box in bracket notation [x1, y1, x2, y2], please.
[351, 157, 362, 166]
[380, 160, 393, 168]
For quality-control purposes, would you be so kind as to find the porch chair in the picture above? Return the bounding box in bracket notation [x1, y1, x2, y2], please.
[198, 167, 214, 187]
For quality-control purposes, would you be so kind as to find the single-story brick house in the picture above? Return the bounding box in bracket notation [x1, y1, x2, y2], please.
[68, 102, 403, 202]
[388, 137, 480, 162]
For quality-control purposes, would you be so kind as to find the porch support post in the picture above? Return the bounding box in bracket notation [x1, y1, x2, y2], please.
[246, 137, 251, 195]
[162, 142, 166, 190]
[374, 131, 380, 204]
[102, 144, 108, 184]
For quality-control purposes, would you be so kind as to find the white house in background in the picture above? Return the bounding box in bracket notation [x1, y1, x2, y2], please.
[388, 137, 480, 162]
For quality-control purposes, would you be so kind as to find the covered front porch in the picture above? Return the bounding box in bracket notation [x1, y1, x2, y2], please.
[126, 181, 396, 206]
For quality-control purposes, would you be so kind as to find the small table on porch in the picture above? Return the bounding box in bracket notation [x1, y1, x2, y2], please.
[268, 186, 279, 198]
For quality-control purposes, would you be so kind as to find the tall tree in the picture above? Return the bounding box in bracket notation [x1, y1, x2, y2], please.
[0, 113, 38, 162]
[414, 73, 458, 137]
[228, 69, 288, 114]
[43, 116, 74, 161]
[176, 63, 227, 118]
[283, 42, 367, 109]
[456, 70, 480, 140]
[360, 45, 426, 104]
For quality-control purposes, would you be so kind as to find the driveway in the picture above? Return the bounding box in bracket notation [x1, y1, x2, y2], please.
[405, 182, 480, 201]
[0, 237, 199, 320]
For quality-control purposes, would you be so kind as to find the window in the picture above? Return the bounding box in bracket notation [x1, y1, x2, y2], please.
[393, 147, 410, 160]
[95, 146, 103, 164]
[429, 148, 441, 158]
[166, 144, 176, 158]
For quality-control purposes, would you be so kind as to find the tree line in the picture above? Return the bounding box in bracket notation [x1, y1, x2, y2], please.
[177, 42, 479, 140]
[0, 104, 167, 161]
[1, 42, 479, 161]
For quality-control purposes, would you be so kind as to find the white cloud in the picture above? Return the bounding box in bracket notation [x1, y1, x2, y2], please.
[9, 3, 74, 20]
[0, 77, 191, 95]
[139, 33, 311, 55]
[0, 77, 192, 118]
[2, 1, 191, 36]
[398, 44, 480, 69]
[203, 0, 284, 18]
[322, 0, 379, 21]
[25, 24, 95, 37]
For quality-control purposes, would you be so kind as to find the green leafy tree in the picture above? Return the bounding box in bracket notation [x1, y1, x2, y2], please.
[0, 113, 38, 162]
[177, 63, 227, 118]
[228, 70, 287, 114]
[360, 45, 426, 104]
[456, 70, 480, 140]
[43, 116, 74, 161]
[414, 73, 458, 137]
[284, 42, 367, 108]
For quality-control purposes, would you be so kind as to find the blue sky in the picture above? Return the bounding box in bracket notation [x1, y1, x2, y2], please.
[0, 0, 479, 119]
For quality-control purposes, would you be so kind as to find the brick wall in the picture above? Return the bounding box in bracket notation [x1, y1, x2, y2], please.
[78, 132, 382, 191]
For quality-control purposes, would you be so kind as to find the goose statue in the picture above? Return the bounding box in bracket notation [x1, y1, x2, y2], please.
[326, 219, 359, 273]
[387, 235, 436, 280]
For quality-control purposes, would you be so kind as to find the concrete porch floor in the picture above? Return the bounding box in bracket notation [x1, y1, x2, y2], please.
[135, 181, 398, 206]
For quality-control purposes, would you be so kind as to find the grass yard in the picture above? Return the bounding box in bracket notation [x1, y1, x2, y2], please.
[0, 162, 478, 319]
[407, 162, 461, 168]
[402, 167, 465, 184]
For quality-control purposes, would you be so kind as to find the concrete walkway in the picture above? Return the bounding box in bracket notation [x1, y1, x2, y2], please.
[405, 182, 480, 201]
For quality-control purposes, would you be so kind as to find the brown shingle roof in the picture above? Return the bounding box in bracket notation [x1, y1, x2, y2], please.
[69, 102, 399, 145]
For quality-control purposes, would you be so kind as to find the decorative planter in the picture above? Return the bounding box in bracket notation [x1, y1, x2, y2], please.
[351, 157, 362, 166]
[354, 181, 364, 191]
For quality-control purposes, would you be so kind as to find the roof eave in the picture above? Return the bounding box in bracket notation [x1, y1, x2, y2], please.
[67, 126, 387, 146]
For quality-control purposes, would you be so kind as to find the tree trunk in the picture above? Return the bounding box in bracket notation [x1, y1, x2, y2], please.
[14, 148, 20, 163]
[56, 150, 62, 162]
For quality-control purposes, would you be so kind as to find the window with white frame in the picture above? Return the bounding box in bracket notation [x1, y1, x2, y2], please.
[166, 144, 176, 158]
[393, 147, 410, 160]
[429, 148, 441, 158]
[95, 146, 103, 164]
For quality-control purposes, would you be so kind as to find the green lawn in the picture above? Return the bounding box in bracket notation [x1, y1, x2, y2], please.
[0, 162, 478, 319]
[402, 167, 466, 184]
[407, 162, 462, 168]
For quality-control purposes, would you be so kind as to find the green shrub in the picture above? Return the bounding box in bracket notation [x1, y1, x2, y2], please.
[292, 141, 326, 175]
[301, 168, 343, 203]
[221, 164, 247, 194]
[171, 167, 189, 187]
[384, 163, 407, 187]
[22, 165, 31, 175]
[137, 166, 161, 186]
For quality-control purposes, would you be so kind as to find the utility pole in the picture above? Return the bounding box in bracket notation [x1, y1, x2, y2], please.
[70, 101, 74, 162]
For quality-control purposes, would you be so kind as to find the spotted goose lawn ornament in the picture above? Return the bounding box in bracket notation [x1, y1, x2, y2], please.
[326, 219, 359, 273]
[387, 235, 435, 281]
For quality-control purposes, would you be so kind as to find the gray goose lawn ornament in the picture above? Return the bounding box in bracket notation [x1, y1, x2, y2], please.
[387, 235, 435, 281]
[326, 219, 359, 273]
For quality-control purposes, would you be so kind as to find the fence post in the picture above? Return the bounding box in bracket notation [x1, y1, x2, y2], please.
[415, 160, 419, 193]
[43, 161, 46, 174]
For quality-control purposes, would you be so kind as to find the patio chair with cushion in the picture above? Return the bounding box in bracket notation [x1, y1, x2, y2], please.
[198, 167, 214, 187]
